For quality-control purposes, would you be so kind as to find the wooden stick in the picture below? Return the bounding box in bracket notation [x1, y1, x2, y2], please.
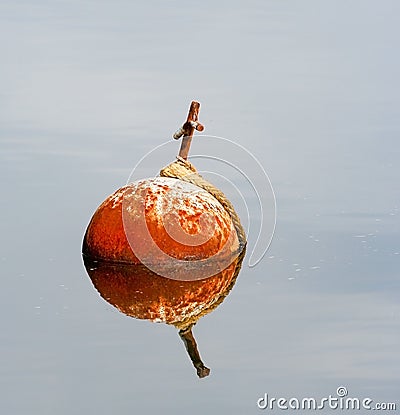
[177, 101, 203, 160]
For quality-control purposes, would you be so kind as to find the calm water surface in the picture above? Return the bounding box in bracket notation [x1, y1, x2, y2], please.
[1, 1, 399, 414]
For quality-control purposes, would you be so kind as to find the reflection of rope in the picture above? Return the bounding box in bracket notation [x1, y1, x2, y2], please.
[160, 157, 247, 248]
[175, 245, 246, 331]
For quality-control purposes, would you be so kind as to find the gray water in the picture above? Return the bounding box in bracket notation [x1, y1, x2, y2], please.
[1, 1, 399, 414]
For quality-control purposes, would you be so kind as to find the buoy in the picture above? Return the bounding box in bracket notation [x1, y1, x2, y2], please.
[82, 101, 247, 377]
[83, 247, 245, 377]
[82, 101, 246, 277]
[82, 176, 239, 267]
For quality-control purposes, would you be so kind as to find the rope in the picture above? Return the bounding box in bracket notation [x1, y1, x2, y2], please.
[159, 157, 247, 248]
[158, 157, 247, 331]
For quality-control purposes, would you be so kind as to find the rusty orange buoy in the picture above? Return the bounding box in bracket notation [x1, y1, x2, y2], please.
[83, 177, 239, 275]
[82, 101, 247, 377]
[82, 101, 245, 279]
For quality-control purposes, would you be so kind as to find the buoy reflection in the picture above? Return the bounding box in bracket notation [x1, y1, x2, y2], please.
[83, 249, 245, 378]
